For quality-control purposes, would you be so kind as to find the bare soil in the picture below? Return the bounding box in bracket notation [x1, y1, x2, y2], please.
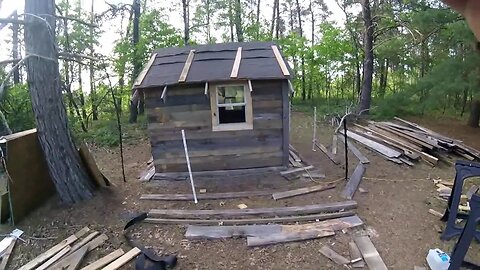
[3, 112, 480, 269]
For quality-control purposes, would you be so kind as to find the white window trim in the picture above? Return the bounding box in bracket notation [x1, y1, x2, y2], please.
[209, 82, 253, 132]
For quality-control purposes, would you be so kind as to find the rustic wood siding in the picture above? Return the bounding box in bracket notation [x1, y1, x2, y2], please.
[144, 80, 287, 172]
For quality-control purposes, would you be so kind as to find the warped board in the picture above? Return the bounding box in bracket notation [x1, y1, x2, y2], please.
[354, 235, 388, 270]
[145, 211, 354, 225]
[150, 201, 357, 218]
[337, 135, 370, 164]
[344, 130, 402, 158]
[141, 189, 276, 201]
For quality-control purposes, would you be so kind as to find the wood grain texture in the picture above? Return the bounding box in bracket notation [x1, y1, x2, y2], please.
[178, 49, 195, 82]
[337, 135, 370, 164]
[341, 163, 366, 200]
[102, 247, 141, 270]
[282, 80, 290, 166]
[345, 130, 402, 158]
[145, 211, 354, 225]
[0, 239, 15, 270]
[149, 201, 358, 218]
[319, 245, 350, 265]
[230, 47, 242, 78]
[349, 241, 365, 268]
[142, 189, 278, 200]
[79, 249, 125, 270]
[354, 235, 388, 270]
[271, 45, 290, 76]
[272, 183, 336, 200]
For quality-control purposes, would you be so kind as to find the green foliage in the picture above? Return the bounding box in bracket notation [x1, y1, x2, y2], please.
[0, 84, 35, 132]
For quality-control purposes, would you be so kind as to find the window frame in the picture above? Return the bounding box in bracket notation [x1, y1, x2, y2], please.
[209, 82, 253, 132]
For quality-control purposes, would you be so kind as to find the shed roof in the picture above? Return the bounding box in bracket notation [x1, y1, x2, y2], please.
[134, 41, 293, 89]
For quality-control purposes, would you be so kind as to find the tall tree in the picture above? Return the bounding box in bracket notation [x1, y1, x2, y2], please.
[89, 0, 97, 120]
[24, 0, 94, 204]
[12, 11, 20, 84]
[234, 0, 244, 41]
[129, 0, 142, 122]
[358, 0, 374, 113]
[294, 0, 306, 100]
[182, 0, 190, 44]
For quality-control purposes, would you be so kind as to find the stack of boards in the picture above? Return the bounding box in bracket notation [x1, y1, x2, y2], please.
[342, 117, 480, 167]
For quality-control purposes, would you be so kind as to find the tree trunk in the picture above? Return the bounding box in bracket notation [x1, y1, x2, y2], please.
[24, 0, 94, 205]
[90, 0, 97, 120]
[182, 0, 190, 45]
[358, 0, 374, 114]
[12, 11, 20, 84]
[234, 0, 244, 42]
[468, 100, 480, 128]
[270, 0, 277, 38]
[129, 0, 141, 122]
[294, 0, 306, 101]
[275, 0, 280, 39]
[256, 0, 261, 38]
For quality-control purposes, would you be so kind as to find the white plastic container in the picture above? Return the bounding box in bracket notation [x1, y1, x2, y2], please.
[426, 248, 450, 270]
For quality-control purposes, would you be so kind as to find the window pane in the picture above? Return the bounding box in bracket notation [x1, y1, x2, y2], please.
[217, 85, 245, 104]
[219, 106, 246, 124]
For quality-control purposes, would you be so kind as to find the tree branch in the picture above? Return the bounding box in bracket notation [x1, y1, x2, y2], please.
[55, 15, 98, 27]
[0, 59, 21, 66]
[58, 52, 100, 61]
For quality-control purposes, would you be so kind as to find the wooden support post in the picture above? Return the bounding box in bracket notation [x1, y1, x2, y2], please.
[271, 45, 290, 76]
[230, 47, 242, 78]
[182, 129, 198, 204]
[178, 49, 195, 82]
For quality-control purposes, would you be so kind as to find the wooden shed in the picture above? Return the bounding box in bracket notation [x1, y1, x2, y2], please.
[133, 42, 293, 176]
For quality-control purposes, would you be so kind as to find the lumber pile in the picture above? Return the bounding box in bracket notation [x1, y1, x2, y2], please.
[14, 226, 139, 270]
[342, 117, 480, 167]
[288, 144, 311, 168]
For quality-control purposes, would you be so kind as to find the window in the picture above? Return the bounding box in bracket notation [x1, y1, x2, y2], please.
[210, 83, 253, 131]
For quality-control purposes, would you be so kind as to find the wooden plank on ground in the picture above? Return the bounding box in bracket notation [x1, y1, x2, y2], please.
[272, 183, 336, 200]
[280, 165, 314, 176]
[139, 166, 155, 182]
[178, 49, 195, 82]
[349, 241, 365, 268]
[68, 231, 99, 255]
[374, 124, 434, 150]
[18, 227, 90, 270]
[354, 235, 388, 270]
[150, 201, 357, 219]
[337, 135, 370, 164]
[246, 215, 363, 247]
[344, 130, 402, 158]
[0, 239, 15, 270]
[49, 234, 108, 269]
[78, 143, 111, 187]
[80, 249, 125, 270]
[102, 247, 141, 270]
[319, 245, 350, 265]
[36, 246, 71, 270]
[315, 142, 340, 164]
[141, 189, 277, 201]
[230, 47, 242, 78]
[341, 163, 366, 200]
[271, 45, 290, 76]
[420, 152, 438, 166]
[146, 211, 354, 225]
[301, 173, 325, 178]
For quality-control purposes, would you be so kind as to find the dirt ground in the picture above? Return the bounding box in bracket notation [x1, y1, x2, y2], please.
[3, 112, 480, 269]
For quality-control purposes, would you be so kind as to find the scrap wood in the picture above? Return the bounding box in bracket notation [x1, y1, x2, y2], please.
[246, 215, 364, 247]
[428, 209, 444, 218]
[185, 215, 364, 240]
[48, 233, 108, 269]
[374, 124, 435, 150]
[150, 200, 358, 219]
[80, 248, 125, 270]
[78, 143, 112, 187]
[272, 183, 336, 200]
[344, 130, 402, 158]
[140, 189, 276, 201]
[18, 226, 90, 270]
[36, 246, 71, 270]
[337, 135, 370, 164]
[289, 149, 302, 162]
[341, 163, 366, 200]
[354, 235, 388, 270]
[138, 166, 155, 182]
[102, 247, 141, 270]
[319, 245, 350, 265]
[466, 185, 479, 199]
[145, 211, 355, 225]
[314, 142, 340, 164]
[332, 135, 338, 155]
[280, 165, 314, 176]
[349, 241, 365, 268]
[0, 239, 15, 270]
[67, 231, 100, 255]
[301, 172, 325, 178]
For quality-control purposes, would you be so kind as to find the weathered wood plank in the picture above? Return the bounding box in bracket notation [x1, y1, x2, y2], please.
[272, 183, 336, 200]
[354, 235, 388, 270]
[319, 245, 350, 265]
[374, 124, 434, 150]
[80, 249, 125, 270]
[282, 80, 289, 167]
[141, 189, 277, 200]
[145, 211, 354, 225]
[230, 47, 242, 78]
[133, 53, 156, 86]
[246, 215, 364, 247]
[280, 165, 314, 176]
[0, 239, 15, 270]
[35, 246, 71, 270]
[345, 130, 402, 158]
[153, 166, 285, 180]
[349, 241, 365, 268]
[178, 49, 196, 82]
[341, 163, 366, 200]
[337, 135, 370, 164]
[150, 201, 358, 218]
